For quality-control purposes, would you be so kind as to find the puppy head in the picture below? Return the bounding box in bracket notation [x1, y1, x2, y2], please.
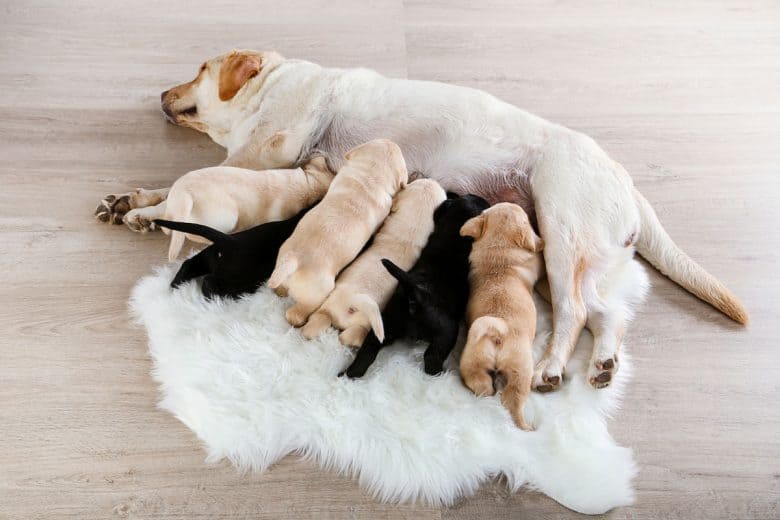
[160, 49, 283, 138]
[344, 139, 409, 191]
[460, 202, 543, 252]
[433, 193, 490, 231]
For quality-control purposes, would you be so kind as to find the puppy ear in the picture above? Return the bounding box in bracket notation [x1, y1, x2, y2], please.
[460, 215, 485, 240]
[513, 225, 544, 252]
[219, 51, 262, 101]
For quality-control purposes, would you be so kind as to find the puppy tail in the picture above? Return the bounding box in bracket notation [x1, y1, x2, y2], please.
[381, 258, 413, 290]
[352, 293, 385, 342]
[267, 255, 298, 290]
[467, 316, 510, 349]
[633, 188, 749, 325]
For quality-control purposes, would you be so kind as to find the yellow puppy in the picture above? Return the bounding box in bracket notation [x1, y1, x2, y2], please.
[459, 203, 544, 431]
[301, 179, 446, 346]
[268, 139, 408, 327]
[162, 155, 333, 261]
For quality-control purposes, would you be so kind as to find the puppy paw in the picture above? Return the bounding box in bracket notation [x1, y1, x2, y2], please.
[286, 305, 311, 328]
[123, 208, 155, 233]
[94, 193, 132, 225]
[423, 356, 445, 376]
[588, 355, 618, 389]
[532, 359, 563, 393]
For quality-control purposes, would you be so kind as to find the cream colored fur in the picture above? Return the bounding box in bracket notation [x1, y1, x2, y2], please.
[460, 203, 544, 430]
[301, 179, 446, 346]
[107, 49, 748, 392]
[162, 156, 333, 261]
[267, 139, 408, 327]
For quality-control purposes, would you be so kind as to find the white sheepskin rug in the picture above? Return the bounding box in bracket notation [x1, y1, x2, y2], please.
[130, 260, 649, 515]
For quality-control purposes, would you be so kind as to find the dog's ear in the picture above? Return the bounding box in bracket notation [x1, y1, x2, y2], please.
[512, 224, 544, 252]
[460, 214, 485, 240]
[219, 50, 262, 101]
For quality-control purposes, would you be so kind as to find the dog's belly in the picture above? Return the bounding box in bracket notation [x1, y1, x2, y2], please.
[315, 115, 540, 221]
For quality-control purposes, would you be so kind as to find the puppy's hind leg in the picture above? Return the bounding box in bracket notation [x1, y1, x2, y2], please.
[340, 332, 384, 378]
[285, 272, 335, 327]
[170, 249, 210, 289]
[300, 310, 332, 340]
[423, 323, 459, 375]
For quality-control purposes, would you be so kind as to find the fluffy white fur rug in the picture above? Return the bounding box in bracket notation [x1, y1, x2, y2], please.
[130, 260, 649, 514]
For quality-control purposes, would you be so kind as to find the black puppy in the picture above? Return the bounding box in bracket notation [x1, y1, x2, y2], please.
[153, 208, 309, 299]
[341, 193, 490, 378]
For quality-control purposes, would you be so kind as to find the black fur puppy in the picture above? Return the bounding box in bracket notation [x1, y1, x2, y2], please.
[154, 207, 309, 299]
[341, 193, 490, 378]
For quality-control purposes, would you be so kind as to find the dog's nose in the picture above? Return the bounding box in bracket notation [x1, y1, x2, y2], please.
[160, 89, 170, 102]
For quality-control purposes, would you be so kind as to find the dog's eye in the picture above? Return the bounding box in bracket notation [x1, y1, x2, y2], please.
[347, 306, 356, 314]
[217, 251, 222, 258]
[181, 105, 198, 116]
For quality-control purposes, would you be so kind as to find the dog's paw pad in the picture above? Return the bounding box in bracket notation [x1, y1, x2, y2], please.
[589, 356, 618, 389]
[94, 193, 132, 225]
[534, 372, 563, 393]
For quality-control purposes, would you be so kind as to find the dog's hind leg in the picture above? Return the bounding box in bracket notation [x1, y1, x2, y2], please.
[584, 257, 649, 388]
[423, 324, 459, 376]
[340, 332, 384, 378]
[170, 250, 210, 289]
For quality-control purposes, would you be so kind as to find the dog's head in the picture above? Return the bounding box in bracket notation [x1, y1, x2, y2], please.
[344, 139, 409, 191]
[432, 193, 490, 232]
[160, 49, 283, 139]
[460, 202, 543, 253]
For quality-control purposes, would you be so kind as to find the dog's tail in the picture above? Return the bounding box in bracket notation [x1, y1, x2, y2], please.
[154, 218, 234, 261]
[633, 188, 749, 325]
[267, 255, 298, 290]
[351, 293, 385, 342]
[466, 316, 510, 350]
[381, 258, 414, 289]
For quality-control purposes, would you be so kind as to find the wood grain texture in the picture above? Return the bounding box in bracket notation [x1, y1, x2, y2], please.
[0, 0, 777, 518]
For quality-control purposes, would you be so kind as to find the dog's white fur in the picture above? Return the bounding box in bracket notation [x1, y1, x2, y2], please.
[115, 49, 747, 391]
[130, 259, 649, 513]
[268, 139, 408, 327]
[161, 156, 333, 261]
[301, 179, 446, 347]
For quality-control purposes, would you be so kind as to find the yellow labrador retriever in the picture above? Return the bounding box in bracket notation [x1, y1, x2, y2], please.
[97, 49, 748, 393]
[300, 179, 446, 347]
[161, 156, 333, 261]
[267, 139, 408, 327]
[460, 203, 544, 431]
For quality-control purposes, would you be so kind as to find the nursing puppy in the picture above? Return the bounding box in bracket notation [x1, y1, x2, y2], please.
[459, 203, 544, 431]
[341, 194, 490, 379]
[153, 206, 309, 299]
[301, 179, 446, 346]
[161, 156, 333, 261]
[268, 139, 408, 327]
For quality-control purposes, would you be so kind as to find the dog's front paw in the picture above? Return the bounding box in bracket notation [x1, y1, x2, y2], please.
[588, 355, 618, 389]
[123, 208, 156, 233]
[532, 358, 563, 393]
[94, 193, 132, 225]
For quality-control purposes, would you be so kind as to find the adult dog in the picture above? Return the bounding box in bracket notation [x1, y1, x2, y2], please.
[96, 49, 749, 391]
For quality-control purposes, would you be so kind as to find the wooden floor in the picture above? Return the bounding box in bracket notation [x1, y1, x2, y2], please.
[1, 1, 778, 518]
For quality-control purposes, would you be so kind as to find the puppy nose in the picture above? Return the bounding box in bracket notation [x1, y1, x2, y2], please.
[160, 89, 170, 102]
